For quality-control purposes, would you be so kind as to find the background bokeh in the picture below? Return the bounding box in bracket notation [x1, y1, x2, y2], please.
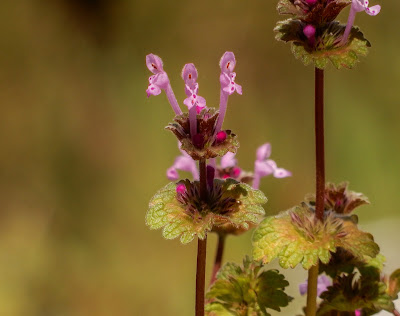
[0, 0, 397, 315]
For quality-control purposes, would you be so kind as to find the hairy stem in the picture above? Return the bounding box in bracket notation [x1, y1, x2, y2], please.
[199, 159, 208, 201]
[306, 68, 325, 316]
[196, 159, 208, 316]
[315, 67, 325, 222]
[210, 234, 226, 284]
[306, 263, 319, 316]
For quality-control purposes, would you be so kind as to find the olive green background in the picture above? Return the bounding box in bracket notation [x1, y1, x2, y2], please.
[0, 0, 397, 315]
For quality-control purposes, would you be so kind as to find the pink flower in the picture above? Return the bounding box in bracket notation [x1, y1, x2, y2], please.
[183, 83, 207, 112]
[214, 52, 242, 134]
[145, 54, 182, 115]
[182, 63, 207, 112]
[167, 144, 199, 181]
[341, 0, 381, 45]
[299, 274, 331, 297]
[181, 63, 207, 138]
[253, 143, 291, 189]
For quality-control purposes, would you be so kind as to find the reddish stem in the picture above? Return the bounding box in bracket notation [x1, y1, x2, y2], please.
[210, 234, 226, 284]
[196, 237, 207, 316]
[315, 67, 325, 221]
[196, 159, 208, 316]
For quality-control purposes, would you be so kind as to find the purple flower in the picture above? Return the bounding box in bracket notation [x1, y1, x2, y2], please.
[340, 0, 381, 45]
[176, 183, 187, 194]
[355, 310, 362, 316]
[299, 274, 331, 297]
[217, 152, 242, 180]
[252, 143, 291, 189]
[220, 152, 238, 169]
[182, 63, 207, 113]
[183, 83, 207, 114]
[145, 54, 182, 115]
[214, 52, 242, 135]
[181, 63, 207, 139]
[303, 24, 316, 47]
[167, 145, 199, 181]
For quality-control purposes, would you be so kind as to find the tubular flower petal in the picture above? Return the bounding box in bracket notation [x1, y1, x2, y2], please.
[214, 51, 242, 134]
[145, 54, 182, 114]
[341, 0, 381, 45]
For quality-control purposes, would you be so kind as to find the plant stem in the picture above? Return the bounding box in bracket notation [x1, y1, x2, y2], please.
[315, 67, 325, 222]
[210, 234, 226, 284]
[306, 68, 325, 316]
[196, 237, 207, 316]
[393, 310, 400, 316]
[199, 159, 207, 201]
[196, 159, 208, 316]
[306, 263, 319, 316]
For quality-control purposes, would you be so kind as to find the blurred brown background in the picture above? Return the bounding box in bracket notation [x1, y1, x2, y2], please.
[0, 0, 397, 315]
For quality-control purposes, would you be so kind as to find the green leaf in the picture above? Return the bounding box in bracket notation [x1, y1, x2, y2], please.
[388, 269, 400, 298]
[275, 19, 371, 69]
[317, 272, 395, 315]
[336, 219, 379, 260]
[146, 179, 267, 244]
[206, 257, 291, 316]
[146, 182, 213, 244]
[252, 205, 379, 269]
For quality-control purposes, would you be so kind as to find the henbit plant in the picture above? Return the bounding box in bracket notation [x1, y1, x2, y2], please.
[145, 1, 400, 315]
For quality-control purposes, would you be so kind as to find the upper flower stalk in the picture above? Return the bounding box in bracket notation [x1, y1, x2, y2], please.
[214, 52, 242, 135]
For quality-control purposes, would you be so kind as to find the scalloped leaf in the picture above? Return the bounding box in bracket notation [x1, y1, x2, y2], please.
[317, 272, 395, 315]
[252, 205, 379, 269]
[146, 182, 212, 243]
[146, 179, 267, 244]
[275, 19, 371, 69]
[206, 257, 291, 316]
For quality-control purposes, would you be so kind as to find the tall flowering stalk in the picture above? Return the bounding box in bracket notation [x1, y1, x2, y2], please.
[250, 1, 400, 316]
[146, 52, 271, 315]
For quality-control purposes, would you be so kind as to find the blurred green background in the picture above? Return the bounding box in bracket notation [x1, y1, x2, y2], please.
[0, 0, 397, 315]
